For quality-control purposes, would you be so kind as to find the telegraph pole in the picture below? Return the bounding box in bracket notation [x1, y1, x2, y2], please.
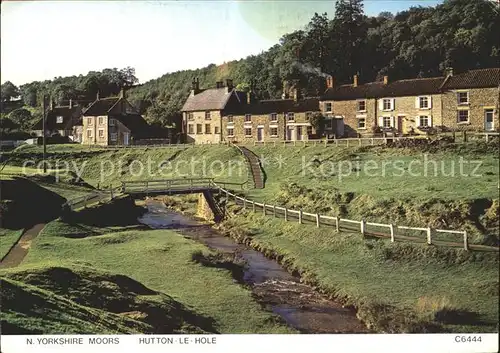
[42, 95, 48, 173]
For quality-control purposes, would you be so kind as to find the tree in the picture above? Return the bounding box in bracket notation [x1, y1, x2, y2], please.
[20, 83, 39, 107]
[120, 67, 139, 88]
[8, 108, 33, 131]
[1, 81, 20, 102]
[308, 112, 325, 135]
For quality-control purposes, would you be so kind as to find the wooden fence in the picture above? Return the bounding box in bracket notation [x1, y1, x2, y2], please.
[212, 184, 495, 252]
[62, 185, 122, 211]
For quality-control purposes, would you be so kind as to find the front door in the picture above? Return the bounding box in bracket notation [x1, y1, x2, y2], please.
[335, 118, 345, 138]
[485, 109, 494, 131]
[257, 127, 264, 141]
[296, 126, 303, 141]
[123, 132, 130, 146]
[286, 126, 293, 141]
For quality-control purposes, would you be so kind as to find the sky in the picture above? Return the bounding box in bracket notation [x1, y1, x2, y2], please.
[1, 0, 443, 86]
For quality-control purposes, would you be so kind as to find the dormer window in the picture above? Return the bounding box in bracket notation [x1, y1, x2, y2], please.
[56, 116, 63, 124]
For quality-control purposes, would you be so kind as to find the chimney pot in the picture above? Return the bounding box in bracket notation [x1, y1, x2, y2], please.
[326, 75, 335, 89]
[353, 75, 358, 87]
[69, 99, 73, 109]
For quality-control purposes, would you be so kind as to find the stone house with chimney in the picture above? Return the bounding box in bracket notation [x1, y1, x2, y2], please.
[32, 99, 83, 140]
[181, 78, 247, 144]
[320, 74, 445, 137]
[81, 89, 150, 146]
[440, 68, 499, 132]
[222, 89, 320, 143]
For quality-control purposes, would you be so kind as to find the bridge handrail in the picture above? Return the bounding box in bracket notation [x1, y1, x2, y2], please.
[122, 177, 214, 185]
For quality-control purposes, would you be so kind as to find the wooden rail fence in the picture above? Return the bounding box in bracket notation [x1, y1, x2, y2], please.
[213, 184, 498, 252]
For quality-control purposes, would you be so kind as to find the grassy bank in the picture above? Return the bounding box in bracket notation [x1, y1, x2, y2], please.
[219, 206, 499, 333]
[4, 215, 293, 334]
[5, 145, 247, 187]
[0, 229, 23, 259]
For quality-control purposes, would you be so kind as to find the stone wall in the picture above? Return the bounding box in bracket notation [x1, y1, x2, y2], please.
[184, 110, 222, 144]
[221, 112, 317, 143]
[441, 87, 499, 131]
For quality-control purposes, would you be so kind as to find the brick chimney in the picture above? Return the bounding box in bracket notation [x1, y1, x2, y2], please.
[326, 75, 334, 89]
[383, 75, 389, 85]
[353, 75, 358, 87]
[226, 79, 234, 93]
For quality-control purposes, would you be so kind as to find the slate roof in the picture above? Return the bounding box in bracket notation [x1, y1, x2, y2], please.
[440, 68, 500, 90]
[384, 77, 445, 97]
[32, 106, 81, 130]
[181, 87, 244, 112]
[321, 82, 386, 101]
[227, 97, 320, 115]
[113, 114, 150, 137]
[83, 97, 120, 116]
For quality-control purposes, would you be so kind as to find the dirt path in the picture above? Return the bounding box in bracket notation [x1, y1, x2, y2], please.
[0, 223, 45, 269]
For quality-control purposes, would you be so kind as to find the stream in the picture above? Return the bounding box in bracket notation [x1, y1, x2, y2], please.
[138, 199, 369, 333]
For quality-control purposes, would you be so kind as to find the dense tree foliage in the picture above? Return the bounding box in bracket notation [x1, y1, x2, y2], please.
[4, 0, 498, 129]
[1, 81, 20, 102]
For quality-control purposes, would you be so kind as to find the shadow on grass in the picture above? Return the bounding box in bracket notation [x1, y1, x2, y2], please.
[435, 308, 497, 327]
[191, 250, 247, 285]
[2, 266, 220, 334]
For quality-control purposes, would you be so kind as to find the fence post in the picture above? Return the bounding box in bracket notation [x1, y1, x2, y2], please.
[426, 227, 432, 245]
[273, 205, 276, 217]
[335, 216, 339, 232]
[324, 138, 327, 147]
[252, 201, 255, 213]
[371, 138, 374, 146]
[263, 203, 266, 216]
[463, 231, 469, 251]
[360, 219, 365, 235]
[225, 189, 229, 202]
[243, 198, 246, 210]
[390, 224, 395, 243]
[316, 214, 320, 228]
[298, 210, 302, 224]
[284, 208, 288, 221]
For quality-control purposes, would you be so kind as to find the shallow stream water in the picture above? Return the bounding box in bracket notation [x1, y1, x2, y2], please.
[138, 199, 368, 333]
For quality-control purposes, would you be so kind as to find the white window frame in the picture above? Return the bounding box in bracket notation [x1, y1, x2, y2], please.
[227, 127, 234, 137]
[98, 117, 104, 125]
[457, 91, 469, 105]
[98, 129, 105, 138]
[357, 117, 366, 129]
[205, 123, 211, 134]
[187, 112, 194, 121]
[418, 115, 430, 127]
[86, 129, 93, 138]
[269, 113, 278, 122]
[110, 132, 117, 141]
[245, 114, 252, 122]
[325, 102, 332, 112]
[56, 116, 64, 124]
[357, 100, 366, 112]
[457, 110, 470, 124]
[245, 127, 252, 137]
[287, 112, 295, 122]
[227, 115, 234, 123]
[87, 117, 93, 125]
[270, 127, 278, 137]
[382, 98, 392, 111]
[188, 124, 194, 134]
[419, 96, 429, 109]
[196, 124, 202, 134]
[382, 116, 392, 128]
[205, 111, 211, 120]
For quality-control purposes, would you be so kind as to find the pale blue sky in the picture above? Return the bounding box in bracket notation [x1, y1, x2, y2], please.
[1, 0, 443, 86]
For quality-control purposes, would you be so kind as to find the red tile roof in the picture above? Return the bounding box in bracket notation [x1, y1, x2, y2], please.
[440, 68, 500, 90]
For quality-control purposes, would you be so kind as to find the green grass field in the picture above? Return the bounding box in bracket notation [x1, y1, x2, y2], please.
[220, 208, 499, 333]
[0, 229, 23, 259]
[1, 218, 293, 334]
